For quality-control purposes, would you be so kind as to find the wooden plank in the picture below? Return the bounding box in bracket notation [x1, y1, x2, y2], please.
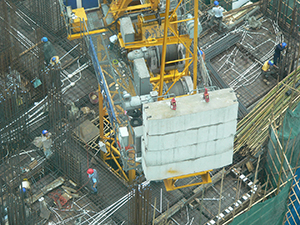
[223, 2, 260, 16]
[62, 185, 77, 193]
[28, 160, 38, 170]
[153, 198, 187, 225]
[246, 161, 254, 172]
[26, 177, 65, 204]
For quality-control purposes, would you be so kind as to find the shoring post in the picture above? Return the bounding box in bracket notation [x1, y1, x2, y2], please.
[232, 170, 242, 218]
[199, 188, 205, 224]
[276, 128, 286, 195]
[248, 155, 261, 210]
[289, 139, 296, 165]
[267, 130, 285, 186]
[152, 197, 156, 225]
[263, 174, 269, 202]
[276, 128, 292, 195]
[268, 128, 289, 186]
[217, 168, 225, 225]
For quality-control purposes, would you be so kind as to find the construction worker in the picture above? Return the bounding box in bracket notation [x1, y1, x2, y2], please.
[273, 42, 287, 66]
[198, 49, 206, 62]
[210, 1, 224, 31]
[41, 37, 57, 66]
[87, 168, 99, 194]
[261, 60, 278, 85]
[20, 179, 30, 198]
[42, 129, 50, 137]
[50, 56, 60, 66]
[41, 130, 53, 159]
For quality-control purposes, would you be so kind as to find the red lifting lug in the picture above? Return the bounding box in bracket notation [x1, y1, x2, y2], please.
[203, 88, 209, 103]
[170, 97, 177, 110]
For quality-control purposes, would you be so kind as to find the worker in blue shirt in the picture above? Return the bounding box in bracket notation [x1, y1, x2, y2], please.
[87, 168, 99, 194]
[197, 49, 206, 62]
[41, 37, 57, 65]
[210, 1, 224, 31]
[273, 42, 287, 66]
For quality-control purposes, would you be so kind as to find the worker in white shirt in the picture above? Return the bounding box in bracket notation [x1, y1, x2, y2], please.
[41, 130, 53, 159]
[210, 1, 224, 31]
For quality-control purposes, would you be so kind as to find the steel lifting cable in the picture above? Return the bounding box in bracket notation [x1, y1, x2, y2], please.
[86, 143, 89, 169]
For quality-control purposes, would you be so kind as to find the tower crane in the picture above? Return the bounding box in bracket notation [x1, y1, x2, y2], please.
[58, 0, 238, 190]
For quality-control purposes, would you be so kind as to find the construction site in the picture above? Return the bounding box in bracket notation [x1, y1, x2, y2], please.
[1, 0, 300, 224]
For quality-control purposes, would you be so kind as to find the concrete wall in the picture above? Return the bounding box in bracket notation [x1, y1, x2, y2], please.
[142, 88, 238, 180]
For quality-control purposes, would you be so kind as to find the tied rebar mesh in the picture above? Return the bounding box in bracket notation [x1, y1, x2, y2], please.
[10, 0, 65, 37]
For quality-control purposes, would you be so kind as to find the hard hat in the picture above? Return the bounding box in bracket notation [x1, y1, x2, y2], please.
[268, 60, 274, 66]
[41, 37, 48, 42]
[214, 1, 219, 6]
[282, 42, 287, 48]
[197, 50, 203, 56]
[42, 130, 48, 135]
[87, 168, 94, 174]
[52, 57, 56, 62]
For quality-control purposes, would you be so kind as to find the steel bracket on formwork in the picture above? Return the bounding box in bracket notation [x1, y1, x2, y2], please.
[163, 170, 213, 191]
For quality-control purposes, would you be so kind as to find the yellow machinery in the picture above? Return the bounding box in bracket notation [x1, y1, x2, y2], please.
[59, 0, 212, 190]
[70, 8, 87, 33]
[102, 0, 159, 26]
[164, 170, 213, 191]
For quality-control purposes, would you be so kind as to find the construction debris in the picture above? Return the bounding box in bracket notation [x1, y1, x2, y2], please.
[26, 177, 65, 204]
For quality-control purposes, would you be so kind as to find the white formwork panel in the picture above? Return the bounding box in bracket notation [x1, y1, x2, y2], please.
[142, 149, 233, 180]
[142, 88, 238, 181]
[145, 119, 237, 151]
[142, 136, 234, 166]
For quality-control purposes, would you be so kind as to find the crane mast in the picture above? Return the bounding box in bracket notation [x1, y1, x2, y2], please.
[58, 0, 233, 191]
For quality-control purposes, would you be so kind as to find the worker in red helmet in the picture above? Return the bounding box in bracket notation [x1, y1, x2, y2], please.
[87, 168, 99, 194]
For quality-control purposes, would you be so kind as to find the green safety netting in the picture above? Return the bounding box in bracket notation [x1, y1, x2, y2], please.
[265, 103, 300, 188]
[230, 103, 300, 225]
[229, 180, 291, 225]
